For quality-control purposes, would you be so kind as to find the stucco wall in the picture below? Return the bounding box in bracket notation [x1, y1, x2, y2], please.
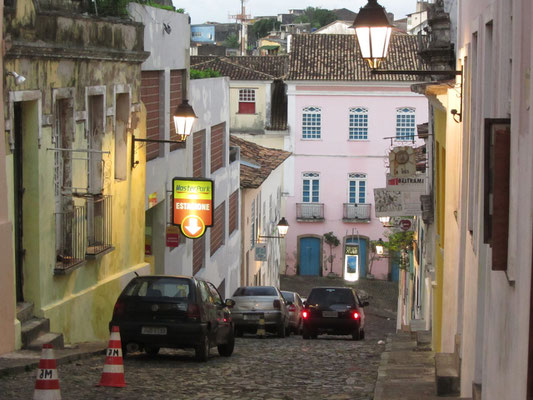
[230, 81, 269, 133]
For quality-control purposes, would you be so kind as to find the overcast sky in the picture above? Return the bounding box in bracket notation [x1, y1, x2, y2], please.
[172, 0, 418, 25]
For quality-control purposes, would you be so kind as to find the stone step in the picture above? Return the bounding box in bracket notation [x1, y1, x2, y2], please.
[21, 318, 50, 349]
[435, 352, 460, 396]
[16, 302, 34, 324]
[27, 332, 64, 351]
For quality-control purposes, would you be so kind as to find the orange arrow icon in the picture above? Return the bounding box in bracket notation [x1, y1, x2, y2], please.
[181, 215, 206, 238]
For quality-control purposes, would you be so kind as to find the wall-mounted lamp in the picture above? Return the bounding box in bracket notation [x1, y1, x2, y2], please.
[352, 0, 463, 123]
[6, 71, 26, 85]
[375, 238, 385, 255]
[259, 217, 289, 240]
[131, 99, 198, 168]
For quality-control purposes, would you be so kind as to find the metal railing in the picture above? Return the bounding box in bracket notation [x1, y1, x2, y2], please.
[343, 203, 371, 221]
[86, 194, 113, 257]
[296, 203, 324, 220]
[55, 205, 87, 273]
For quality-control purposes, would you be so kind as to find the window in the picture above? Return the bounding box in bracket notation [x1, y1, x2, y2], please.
[210, 201, 225, 256]
[302, 106, 321, 139]
[238, 89, 256, 114]
[210, 122, 226, 173]
[114, 93, 129, 180]
[229, 190, 239, 235]
[192, 236, 205, 275]
[302, 172, 320, 203]
[349, 107, 368, 140]
[169, 70, 185, 151]
[193, 130, 206, 178]
[141, 71, 162, 160]
[349, 173, 367, 204]
[396, 107, 416, 140]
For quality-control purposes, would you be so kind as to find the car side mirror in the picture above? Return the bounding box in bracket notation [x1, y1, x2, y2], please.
[225, 299, 235, 308]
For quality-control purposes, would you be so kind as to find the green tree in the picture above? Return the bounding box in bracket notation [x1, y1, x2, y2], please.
[323, 232, 340, 274]
[294, 7, 337, 29]
[223, 33, 240, 49]
[250, 18, 281, 42]
[383, 231, 415, 270]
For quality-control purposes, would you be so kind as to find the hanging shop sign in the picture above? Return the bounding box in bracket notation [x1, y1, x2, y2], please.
[172, 178, 214, 239]
[386, 173, 426, 193]
[148, 192, 158, 208]
[166, 225, 180, 247]
[255, 243, 268, 261]
[389, 146, 416, 177]
[374, 188, 422, 217]
[344, 245, 360, 282]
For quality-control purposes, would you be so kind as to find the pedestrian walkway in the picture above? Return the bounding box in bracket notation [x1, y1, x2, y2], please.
[0, 342, 106, 377]
[373, 331, 463, 400]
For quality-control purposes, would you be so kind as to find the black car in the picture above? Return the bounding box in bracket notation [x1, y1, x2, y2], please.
[301, 287, 368, 340]
[109, 275, 235, 361]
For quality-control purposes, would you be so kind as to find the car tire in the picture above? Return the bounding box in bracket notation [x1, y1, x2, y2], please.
[352, 328, 361, 341]
[121, 342, 128, 358]
[217, 329, 235, 357]
[235, 327, 243, 337]
[285, 324, 291, 337]
[360, 329, 365, 340]
[277, 322, 286, 338]
[145, 346, 160, 356]
[195, 334, 210, 362]
[302, 326, 310, 340]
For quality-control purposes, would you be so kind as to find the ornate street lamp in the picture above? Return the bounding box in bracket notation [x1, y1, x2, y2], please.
[259, 217, 290, 239]
[375, 238, 385, 255]
[352, 0, 393, 69]
[173, 99, 198, 142]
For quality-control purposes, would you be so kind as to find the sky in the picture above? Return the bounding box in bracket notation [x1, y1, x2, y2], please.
[172, 0, 419, 25]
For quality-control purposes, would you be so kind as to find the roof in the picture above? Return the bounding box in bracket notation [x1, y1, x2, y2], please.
[230, 136, 291, 189]
[286, 33, 430, 81]
[191, 55, 289, 80]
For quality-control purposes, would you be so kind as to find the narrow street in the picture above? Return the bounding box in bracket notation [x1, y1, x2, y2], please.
[0, 277, 397, 399]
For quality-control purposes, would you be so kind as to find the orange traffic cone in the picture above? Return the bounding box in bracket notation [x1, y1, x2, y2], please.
[98, 326, 126, 387]
[33, 343, 61, 400]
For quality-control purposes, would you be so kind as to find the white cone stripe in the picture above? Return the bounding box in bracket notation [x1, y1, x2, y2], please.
[110, 332, 121, 340]
[33, 388, 61, 400]
[102, 364, 124, 374]
[41, 349, 56, 359]
[36, 369, 59, 380]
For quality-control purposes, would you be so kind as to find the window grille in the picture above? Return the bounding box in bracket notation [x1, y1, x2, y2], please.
[396, 107, 416, 140]
[302, 106, 321, 139]
[349, 107, 368, 140]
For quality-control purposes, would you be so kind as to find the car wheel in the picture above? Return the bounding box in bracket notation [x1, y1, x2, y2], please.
[285, 324, 291, 337]
[121, 342, 128, 357]
[352, 328, 361, 341]
[145, 346, 160, 356]
[195, 334, 210, 362]
[311, 333, 318, 339]
[302, 326, 310, 340]
[277, 322, 286, 338]
[217, 329, 235, 357]
[235, 327, 243, 337]
[360, 329, 365, 340]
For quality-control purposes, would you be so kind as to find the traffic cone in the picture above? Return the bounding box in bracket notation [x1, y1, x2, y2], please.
[256, 314, 266, 338]
[98, 326, 126, 387]
[33, 343, 61, 400]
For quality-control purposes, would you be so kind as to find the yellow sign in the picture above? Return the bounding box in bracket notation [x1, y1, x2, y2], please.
[172, 178, 214, 239]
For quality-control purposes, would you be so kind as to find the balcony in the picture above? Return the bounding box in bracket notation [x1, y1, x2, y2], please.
[296, 203, 324, 221]
[86, 194, 114, 258]
[343, 203, 372, 222]
[55, 205, 87, 274]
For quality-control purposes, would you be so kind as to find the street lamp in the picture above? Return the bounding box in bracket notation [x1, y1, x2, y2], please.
[173, 99, 198, 142]
[375, 238, 385, 255]
[259, 217, 290, 239]
[378, 216, 390, 225]
[351, 0, 393, 69]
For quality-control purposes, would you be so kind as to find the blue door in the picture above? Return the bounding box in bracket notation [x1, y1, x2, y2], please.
[346, 237, 368, 277]
[299, 237, 321, 275]
[390, 251, 400, 282]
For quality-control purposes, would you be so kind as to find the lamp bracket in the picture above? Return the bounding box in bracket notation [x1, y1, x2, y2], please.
[258, 235, 284, 239]
[131, 135, 186, 169]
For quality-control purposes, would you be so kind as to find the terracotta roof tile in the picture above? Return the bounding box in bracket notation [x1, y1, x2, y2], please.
[190, 55, 289, 80]
[286, 33, 430, 81]
[230, 136, 291, 188]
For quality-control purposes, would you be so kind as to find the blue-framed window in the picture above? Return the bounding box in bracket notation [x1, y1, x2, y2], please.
[396, 107, 416, 140]
[349, 173, 366, 204]
[302, 106, 321, 139]
[349, 107, 368, 140]
[302, 172, 320, 203]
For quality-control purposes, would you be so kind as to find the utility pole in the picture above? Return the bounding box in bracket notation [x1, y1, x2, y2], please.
[229, 0, 252, 55]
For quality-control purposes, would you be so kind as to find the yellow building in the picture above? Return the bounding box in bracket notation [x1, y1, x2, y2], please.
[3, 0, 150, 348]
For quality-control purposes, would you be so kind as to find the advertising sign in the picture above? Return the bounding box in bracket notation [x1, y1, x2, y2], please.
[172, 178, 214, 239]
[344, 245, 359, 282]
[166, 225, 180, 247]
[389, 146, 416, 177]
[255, 243, 268, 261]
[386, 174, 426, 193]
[374, 188, 422, 217]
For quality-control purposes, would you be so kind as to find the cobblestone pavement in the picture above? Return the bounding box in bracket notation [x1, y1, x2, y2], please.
[0, 316, 395, 400]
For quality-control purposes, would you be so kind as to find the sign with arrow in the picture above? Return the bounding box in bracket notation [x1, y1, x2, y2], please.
[172, 178, 214, 239]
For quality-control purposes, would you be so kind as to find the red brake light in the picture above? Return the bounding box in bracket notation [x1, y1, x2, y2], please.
[113, 300, 125, 318]
[273, 299, 281, 309]
[288, 304, 296, 312]
[302, 310, 309, 319]
[187, 303, 201, 320]
[352, 311, 360, 320]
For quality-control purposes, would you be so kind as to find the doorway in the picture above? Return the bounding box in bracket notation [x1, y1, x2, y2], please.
[299, 237, 321, 276]
[13, 103, 24, 302]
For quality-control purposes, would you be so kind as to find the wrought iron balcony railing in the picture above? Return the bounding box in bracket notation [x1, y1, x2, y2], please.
[343, 203, 372, 222]
[296, 203, 324, 221]
[55, 205, 87, 274]
[86, 194, 113, 257]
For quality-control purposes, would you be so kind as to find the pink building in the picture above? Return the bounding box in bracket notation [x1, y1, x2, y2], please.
[283, 34, 428, 280]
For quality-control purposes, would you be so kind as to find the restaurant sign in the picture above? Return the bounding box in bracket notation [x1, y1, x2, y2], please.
[172, 178, 214, 239]
[374, 188, 422, 217]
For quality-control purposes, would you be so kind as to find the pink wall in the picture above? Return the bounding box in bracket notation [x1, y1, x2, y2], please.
[285, 84, 428, 280]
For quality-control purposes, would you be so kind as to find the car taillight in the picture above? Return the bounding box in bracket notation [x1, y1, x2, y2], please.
[112, 300, 125, 318]
[273, 299, 281, 309]
[352, 311, 360, 320]
[288, 304, 296, 312]
[302, 310, 309, 319]
[187, 304, 201, 320]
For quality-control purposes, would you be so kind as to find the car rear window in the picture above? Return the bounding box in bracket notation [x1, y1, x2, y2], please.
[233, 286, 278, 296]
[281, 292, 295, 302]
[123, 277, 193, 300]
[307, 288, 355, 307]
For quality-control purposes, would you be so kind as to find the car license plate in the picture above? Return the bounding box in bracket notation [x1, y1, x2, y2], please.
[322, 311, 338, 318]
[141, 326, 167, 335]
[243, 314, 260, 320]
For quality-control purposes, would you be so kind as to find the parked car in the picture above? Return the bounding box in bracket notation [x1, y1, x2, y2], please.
[281, 290, 304, 334]
[230, 286, 290, 337]
[109, 275, 235, 361]
[301, 287, 368, 340]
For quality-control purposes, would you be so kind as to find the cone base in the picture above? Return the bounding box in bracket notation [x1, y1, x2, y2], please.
[98, 374, 126, 388]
